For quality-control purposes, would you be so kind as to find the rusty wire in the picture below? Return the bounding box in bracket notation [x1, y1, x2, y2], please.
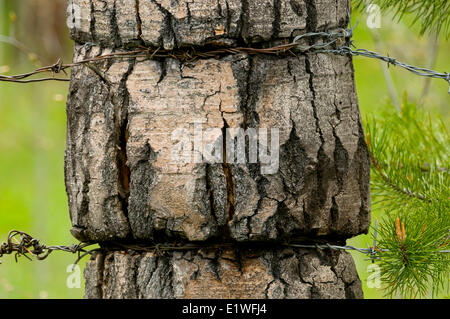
[1, 21, 449, 91]
[0, 229, 380, 266]
[0, 226, 385, 266]
[1, 226, 449, 266]
[0, 32, 346, 84]
[0, 230, 95, 265]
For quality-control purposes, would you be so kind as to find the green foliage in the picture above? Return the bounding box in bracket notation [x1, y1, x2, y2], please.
[356, 0, 450, 37]
[367, 95, 448, 206]
[376, 214, 449, 298]
[366, 95, 449, 297]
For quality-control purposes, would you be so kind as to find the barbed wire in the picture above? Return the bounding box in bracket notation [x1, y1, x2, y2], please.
[1, 22, 449, 91]
[0, 230, 96, 265]
[317, 46, 450, 93]
[0, 30, 348, 83]
[0, 229, 381, 266]
[1, 226, 448, 266]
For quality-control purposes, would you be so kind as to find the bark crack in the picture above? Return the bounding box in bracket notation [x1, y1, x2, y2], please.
[304, 54, 327, 228]
[224, 0, 231, 34]
[89, 0, 97, 42]
[116, 60, 136, 226]
[186, 2, 192, 24]
[305, 0, 318, 33]
[135, 0, 143, 43]
[243, 55, 254, 129]
[111, 0, 122, 47]
[149, 0, 178, 49]
[240, 0, 249, 44]
[205, 163, 219, 227]
[272, 0, 281, 39]
[157, 59, 168, 84]
[222, 118, 236, 230]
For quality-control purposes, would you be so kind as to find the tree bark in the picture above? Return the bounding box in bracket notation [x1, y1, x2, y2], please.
[65, 0, 370, 299]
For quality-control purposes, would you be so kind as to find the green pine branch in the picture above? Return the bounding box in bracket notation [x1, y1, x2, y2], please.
[375, 214, 449, 298]
[365, 94, 449, 298]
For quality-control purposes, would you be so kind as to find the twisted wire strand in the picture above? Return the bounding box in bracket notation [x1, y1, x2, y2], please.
[0, 230, 94, 264]
[0, 229, 387, 265]
[1, 21, 448, 91]
[1, 229, 448, 266]
[317, 46, 450, 92]
[0, 33, 343, 83]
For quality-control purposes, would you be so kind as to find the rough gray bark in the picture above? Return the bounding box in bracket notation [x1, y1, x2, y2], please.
[84, 248, 363, 299]
[65, 0, 370, 298]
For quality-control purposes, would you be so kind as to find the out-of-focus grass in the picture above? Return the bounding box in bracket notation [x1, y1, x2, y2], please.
[0, 0, 83, 299]
[352, 10, 450, 117]
[0, 80, 87, 298]
[0, 6, 448, 299]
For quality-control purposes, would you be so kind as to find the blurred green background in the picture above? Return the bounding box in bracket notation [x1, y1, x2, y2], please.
[0, 0, 448, 298]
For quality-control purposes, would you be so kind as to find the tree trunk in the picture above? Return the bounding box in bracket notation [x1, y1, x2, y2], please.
[65, 0, 370, 299]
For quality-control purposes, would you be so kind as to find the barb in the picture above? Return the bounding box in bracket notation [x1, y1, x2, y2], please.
[0, 230, 96, 265]
[318, 46, 450, 93]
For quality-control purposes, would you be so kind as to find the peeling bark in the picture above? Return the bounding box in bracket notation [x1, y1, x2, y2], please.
[65, 0, 370, 299]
